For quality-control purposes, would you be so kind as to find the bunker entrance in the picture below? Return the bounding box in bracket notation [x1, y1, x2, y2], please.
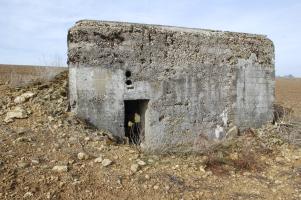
[124, 100, 149, 144]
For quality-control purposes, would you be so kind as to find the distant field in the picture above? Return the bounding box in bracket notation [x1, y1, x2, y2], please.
[276, 78, 301, 115]
[0, 64, 66, 86]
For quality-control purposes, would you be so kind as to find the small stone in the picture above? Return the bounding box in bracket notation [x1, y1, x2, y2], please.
[68, 136, 77, 143]
[131, 164, 140, 173]
[145, 174, 150, 179]
[52, 165, 68, 172]
[18, 161, 29, 168]
[23, 192, 33, 198]
[77, 152, 89, 160]
[59, 182, 65, 188]
[102, 159, 112, 167]
[94, 156, 103, 163]
[14, 92, 35, 104]
[129, 150, 136, 154]
[14, 96, 26, 104]
[153, 185, 159, 190]
[243, 172, 251, 176]
[275, 180, 282, 184]
[22, 91, 35, 99]
[137, 159, 146, 166]
[275, 157, 284, 163]
[172, 165, 179, 170]
[46, 192, 51, 199]
[48, 116, 55, 122]
[31, 159, 40, 165]
[4, 106, 28, 123]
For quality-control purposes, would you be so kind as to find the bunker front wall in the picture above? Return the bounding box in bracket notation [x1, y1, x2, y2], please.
[68, 20, 274, 152]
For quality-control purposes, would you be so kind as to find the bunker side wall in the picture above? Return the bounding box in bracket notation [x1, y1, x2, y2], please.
[235, 55, 275, 129]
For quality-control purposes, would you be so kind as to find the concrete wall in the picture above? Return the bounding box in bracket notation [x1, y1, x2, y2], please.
[0, 64, 67, 87]
[68, 20, 275, 152]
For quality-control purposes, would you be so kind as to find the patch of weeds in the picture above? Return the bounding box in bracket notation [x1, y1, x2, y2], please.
[232, 150, 265, 172]
[203, 138, 267, 175]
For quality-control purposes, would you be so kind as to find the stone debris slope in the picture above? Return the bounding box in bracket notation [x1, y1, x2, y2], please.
[0, 72, 300, 199]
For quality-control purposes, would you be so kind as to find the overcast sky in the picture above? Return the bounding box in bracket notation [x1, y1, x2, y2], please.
[0, 0, 300, 76]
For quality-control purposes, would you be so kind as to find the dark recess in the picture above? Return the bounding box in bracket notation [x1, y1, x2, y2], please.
[126, 80, 132, 85]
[124, 100, 149, 144]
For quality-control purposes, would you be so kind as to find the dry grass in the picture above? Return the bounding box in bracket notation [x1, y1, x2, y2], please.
[203, 140, 267, 175]
[272, 103, 301, 146]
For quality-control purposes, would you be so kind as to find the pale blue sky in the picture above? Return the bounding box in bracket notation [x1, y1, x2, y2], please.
[0, 0, 300, 76]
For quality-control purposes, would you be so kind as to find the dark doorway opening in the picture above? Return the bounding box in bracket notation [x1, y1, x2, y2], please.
[124, 99, 149, 144]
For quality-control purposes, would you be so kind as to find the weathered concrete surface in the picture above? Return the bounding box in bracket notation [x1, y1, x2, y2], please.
[68, 20, 275, 152]
[0, 64, 67, 87]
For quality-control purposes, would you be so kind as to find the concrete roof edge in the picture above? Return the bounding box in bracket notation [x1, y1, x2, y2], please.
[72, 19, 268, 38]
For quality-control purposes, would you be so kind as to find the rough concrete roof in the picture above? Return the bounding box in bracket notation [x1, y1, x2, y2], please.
[72, 20, 268, 39]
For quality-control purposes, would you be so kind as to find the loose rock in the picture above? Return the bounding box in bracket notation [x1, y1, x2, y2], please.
[275, 156, 284, 163]
[94, 156, 103, 163]
[14, 91, 35, 104]
[17, 161, 29, 169]
[52, 165, 68, 172]
[131, 164, 140, 173]
[137, 159, 146, 166]
[102, 159, 112, 167]
[4, 106, 28, 123]
[21, 91, 35, 99]
[153, 185, 159, 190]
[31, 159, 40, 165]
[77, 152, 89, 160]
[14, 96, 26, 104]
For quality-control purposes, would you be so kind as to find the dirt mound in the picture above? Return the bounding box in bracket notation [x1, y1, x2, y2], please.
[0, 74, 300, 199]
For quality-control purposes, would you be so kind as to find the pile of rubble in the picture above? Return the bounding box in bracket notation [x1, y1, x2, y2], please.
[1, 72, 68, 122]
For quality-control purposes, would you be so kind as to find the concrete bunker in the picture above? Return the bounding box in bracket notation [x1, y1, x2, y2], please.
[68, 20, 275, 152]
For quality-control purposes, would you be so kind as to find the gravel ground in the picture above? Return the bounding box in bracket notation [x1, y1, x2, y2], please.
[0, 73, 300, 200]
